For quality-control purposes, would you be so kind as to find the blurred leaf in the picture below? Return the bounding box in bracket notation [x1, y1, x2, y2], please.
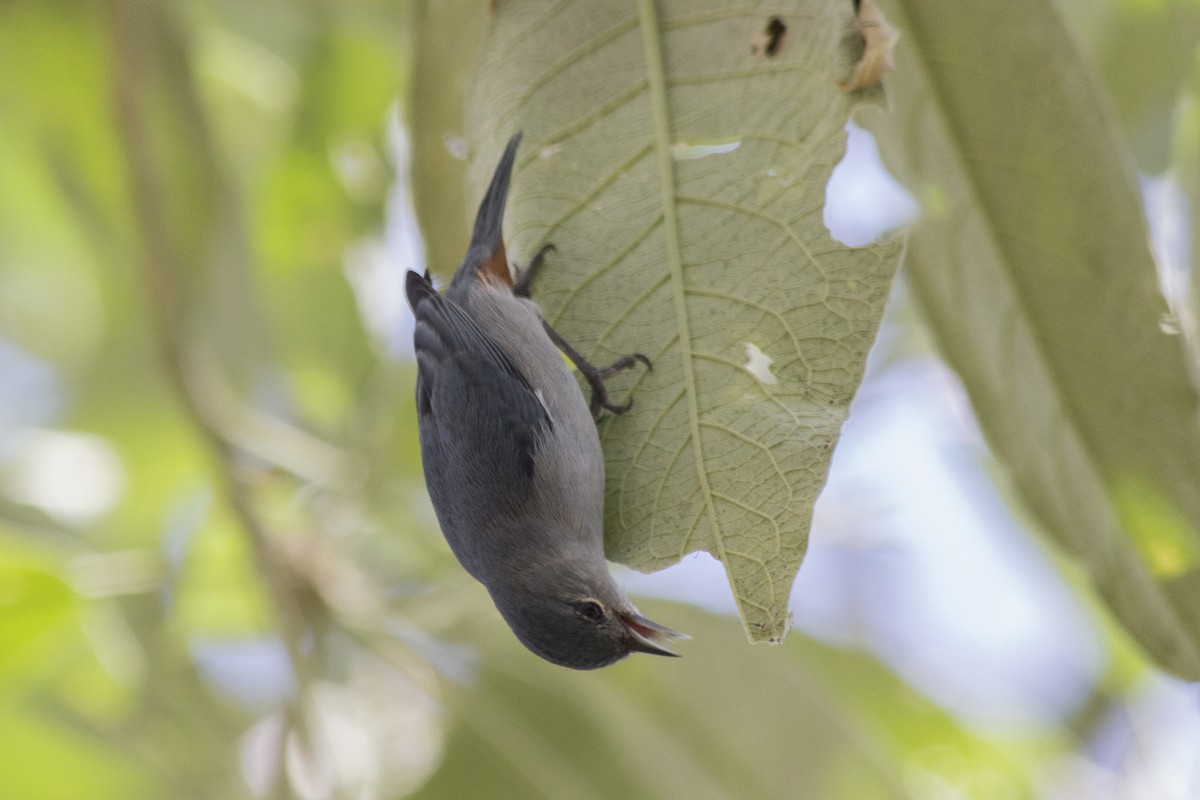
[866, 0, 1200, 678]
[300, 20, 404, 143]
[248, 14, 405, 429]
[0, 705, 153, 800]
[1061, 0, 1200, 173]
[418, 602, 1036, 800]
[408, 0, 487, 274]
[465, 0, 902, 642]
[0, 3, 122, 370]
[0, 558, 75, 672]
[72, 387, 207, 549]
[259, 147, 354, 272]
[0, 1, 129, 245]
[1173, 82, 1200, 374]
[172, 502, 275, 639]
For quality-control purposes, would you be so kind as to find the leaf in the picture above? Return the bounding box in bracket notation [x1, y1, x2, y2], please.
[465, 0, 902, 643]
[0, 559, 74, 672]
[0, 707, 153, 800]
[172, 503, 277, 639]
[408, 0, 490, 274]
[1060, 0, 1200, 173]
[865, 0, 1200, 678]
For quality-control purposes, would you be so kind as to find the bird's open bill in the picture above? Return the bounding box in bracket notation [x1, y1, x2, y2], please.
[620, 611, 690, 658]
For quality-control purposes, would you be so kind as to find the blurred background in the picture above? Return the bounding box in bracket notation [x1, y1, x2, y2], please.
[1, 0, 1198, 798]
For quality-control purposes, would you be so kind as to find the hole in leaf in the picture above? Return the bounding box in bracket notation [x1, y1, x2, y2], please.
[743, 343, 778, 385]
[824, 123, 918, 247]
[751, 16, 787, 58]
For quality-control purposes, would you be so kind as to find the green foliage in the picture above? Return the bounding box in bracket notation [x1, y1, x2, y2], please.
[422, 600, 1036, 800]
[0, 0, 1196, 798]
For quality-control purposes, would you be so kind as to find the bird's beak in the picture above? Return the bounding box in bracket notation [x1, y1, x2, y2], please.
[619, 611, 689, 658]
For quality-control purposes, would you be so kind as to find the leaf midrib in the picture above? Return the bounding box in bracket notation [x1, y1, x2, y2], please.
[635, 0, 736, 602]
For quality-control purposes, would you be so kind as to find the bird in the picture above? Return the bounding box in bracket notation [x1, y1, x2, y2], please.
[405, 133, 685, 669]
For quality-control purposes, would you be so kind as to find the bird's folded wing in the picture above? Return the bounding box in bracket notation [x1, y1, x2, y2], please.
[407, 271, 551, 528]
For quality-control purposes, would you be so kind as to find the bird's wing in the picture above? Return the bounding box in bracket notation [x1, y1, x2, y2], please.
[406, 271, 550, 530]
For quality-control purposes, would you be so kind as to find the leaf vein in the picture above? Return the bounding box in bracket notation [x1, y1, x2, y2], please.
[547, 215, 664, 329]
[699, 420, 794, 506]
[536, 142, 655, 271]
[686, 287, 812, 383]
[514, 15, 640, 116]
[617, 383, 685, 530]
[677, 194, 828, 282]
[711, 492, 783, 557]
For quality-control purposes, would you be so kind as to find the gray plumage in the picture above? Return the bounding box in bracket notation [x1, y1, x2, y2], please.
[406, 134, 682, 669]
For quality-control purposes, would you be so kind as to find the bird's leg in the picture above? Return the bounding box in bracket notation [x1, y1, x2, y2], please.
[515, 243, 650, 418]
[540, 320, 651, 420]
[513, 243, 556, 298]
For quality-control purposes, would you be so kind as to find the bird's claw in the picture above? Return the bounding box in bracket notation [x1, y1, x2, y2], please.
[586, 354, 651, 420]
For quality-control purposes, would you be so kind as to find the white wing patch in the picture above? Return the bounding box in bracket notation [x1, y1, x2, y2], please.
[535, 388, 554, 422]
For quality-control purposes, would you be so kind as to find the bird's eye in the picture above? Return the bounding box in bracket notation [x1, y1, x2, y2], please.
[576, 601, 604, 621]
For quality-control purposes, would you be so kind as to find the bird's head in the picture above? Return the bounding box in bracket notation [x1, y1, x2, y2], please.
[488, 556, 686, 670]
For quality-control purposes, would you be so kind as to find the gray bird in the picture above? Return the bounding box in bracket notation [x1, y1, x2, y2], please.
[405, 133, 685, 669]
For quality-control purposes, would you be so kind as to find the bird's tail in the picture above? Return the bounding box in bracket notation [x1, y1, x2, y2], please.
[451, 132, 522, 290]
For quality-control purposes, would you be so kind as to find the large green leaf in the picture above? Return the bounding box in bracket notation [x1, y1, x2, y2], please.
[465, 0, 902, 642]
[0, 707, 153, 800]
[1061, 0, 1200, 173]
[866, 0, 1200, 678]
[0, 558, 74, 673]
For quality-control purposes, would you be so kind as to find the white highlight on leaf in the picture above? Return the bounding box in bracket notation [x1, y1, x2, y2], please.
[1142, 173, 1198, 363]
[671, 140, 741, 161]
[196, 28, 299, 114]
[3, 429, 125, 524]
[442, 135, 468, 160]
[742, 343, 777, 385]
